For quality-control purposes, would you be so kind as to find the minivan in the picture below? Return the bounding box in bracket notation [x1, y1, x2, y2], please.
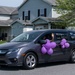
[0, 29, 75, 69]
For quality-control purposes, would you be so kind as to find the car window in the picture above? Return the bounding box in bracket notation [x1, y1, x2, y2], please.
[55, 32, 68, 40]
[38, 33, 55, 42]
[11, 32, 42, 42]
[69, 32, 75, 40]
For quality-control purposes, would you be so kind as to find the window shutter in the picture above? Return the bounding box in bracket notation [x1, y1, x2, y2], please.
[22, 11, 24, 20]
[28, 10, 30, 20]
[44, 8, 47, 17]
[24, 11, 26, 21]
[38, 9, 40, 17]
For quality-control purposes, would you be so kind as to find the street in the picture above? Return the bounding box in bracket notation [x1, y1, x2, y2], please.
[0, 62, 75, 75]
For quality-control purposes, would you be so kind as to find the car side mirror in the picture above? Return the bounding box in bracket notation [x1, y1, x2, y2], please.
[39, 40, 47, 44]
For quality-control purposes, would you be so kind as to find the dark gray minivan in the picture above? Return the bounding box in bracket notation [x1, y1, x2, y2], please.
[0, 29, 75, 69]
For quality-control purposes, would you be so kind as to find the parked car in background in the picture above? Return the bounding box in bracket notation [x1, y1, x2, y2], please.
[0, 29, 75, 69]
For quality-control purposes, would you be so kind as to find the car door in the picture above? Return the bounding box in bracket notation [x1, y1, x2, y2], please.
[50, 31, 70, 62]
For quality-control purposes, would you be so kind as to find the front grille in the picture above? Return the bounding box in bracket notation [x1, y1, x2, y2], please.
[0, 54, 6, 56]
[0, 60, 6, 64]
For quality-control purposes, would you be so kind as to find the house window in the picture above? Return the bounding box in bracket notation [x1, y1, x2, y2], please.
[69, 32, 75, 40]
[35, 26, 44, 30]
[40, 9, 44, 16]
[38, 8, 47, 17]
[25, 10, 30, 20]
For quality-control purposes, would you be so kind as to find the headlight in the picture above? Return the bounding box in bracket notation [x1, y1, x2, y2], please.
[7, 48, 21, 54]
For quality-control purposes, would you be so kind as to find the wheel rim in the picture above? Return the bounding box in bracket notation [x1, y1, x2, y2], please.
[26, 55, 36, 68]
[72, 51, 75, 62]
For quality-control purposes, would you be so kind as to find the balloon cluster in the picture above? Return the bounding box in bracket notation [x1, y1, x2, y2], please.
[60, 39, 70, 49]
[41, 39, 56, 55]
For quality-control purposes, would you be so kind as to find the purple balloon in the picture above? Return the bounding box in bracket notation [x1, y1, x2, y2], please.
[50, 42, 56, 48]
[47, 48, 53, 55]
[46, 39, 50, 43]
[60, 41, 65, 46]
[41, 46, 47, 54]
[62, 45, 65, 49]
[65, 43, 70, 48]
[44, 42, 51, 50]
[61, 39, 67, 43]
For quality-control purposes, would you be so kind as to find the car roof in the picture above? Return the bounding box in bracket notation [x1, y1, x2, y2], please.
[27, 29, 74, 33]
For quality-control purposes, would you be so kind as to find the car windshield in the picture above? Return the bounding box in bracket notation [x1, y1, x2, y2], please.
[11, 31, 42, 42]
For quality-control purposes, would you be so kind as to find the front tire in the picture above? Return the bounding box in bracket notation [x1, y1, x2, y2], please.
[23, 52, 37, 69]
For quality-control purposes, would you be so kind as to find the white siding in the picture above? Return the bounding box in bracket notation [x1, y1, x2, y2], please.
[52, 8, 61, 18]
[0, 16, 10, 20]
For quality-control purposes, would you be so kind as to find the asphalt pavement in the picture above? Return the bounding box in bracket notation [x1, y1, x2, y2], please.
[0, 62, 75, 75]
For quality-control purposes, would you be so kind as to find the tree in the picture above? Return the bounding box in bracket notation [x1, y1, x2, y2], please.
[55, 0, 75, 26]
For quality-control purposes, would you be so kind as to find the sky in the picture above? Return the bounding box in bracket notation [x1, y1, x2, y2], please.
[0, 0, 24, 7]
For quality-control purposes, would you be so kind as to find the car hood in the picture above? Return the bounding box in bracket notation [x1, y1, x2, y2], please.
[0, 42, 30, 49]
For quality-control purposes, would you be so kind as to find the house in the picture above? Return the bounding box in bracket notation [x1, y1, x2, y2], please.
[0, 6, 18, 40]
[0, 0, 62, 40]
[18, 0, 61, 30]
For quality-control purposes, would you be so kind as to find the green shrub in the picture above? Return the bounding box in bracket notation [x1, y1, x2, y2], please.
[0, 41, 6, 44]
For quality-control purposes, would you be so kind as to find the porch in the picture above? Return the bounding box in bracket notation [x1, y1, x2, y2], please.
[32, 17, 65, 30]
[0, 26, 11, 41]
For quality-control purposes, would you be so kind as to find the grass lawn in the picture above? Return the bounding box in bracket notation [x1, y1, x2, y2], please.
[0, 41, 7, 44]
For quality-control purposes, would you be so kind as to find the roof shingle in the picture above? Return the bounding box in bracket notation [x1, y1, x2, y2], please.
[0, 6, 17, 15]
[18, 0, 56, 9]
[0, 19, 13, 26]
[43, 0, 56, 6]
